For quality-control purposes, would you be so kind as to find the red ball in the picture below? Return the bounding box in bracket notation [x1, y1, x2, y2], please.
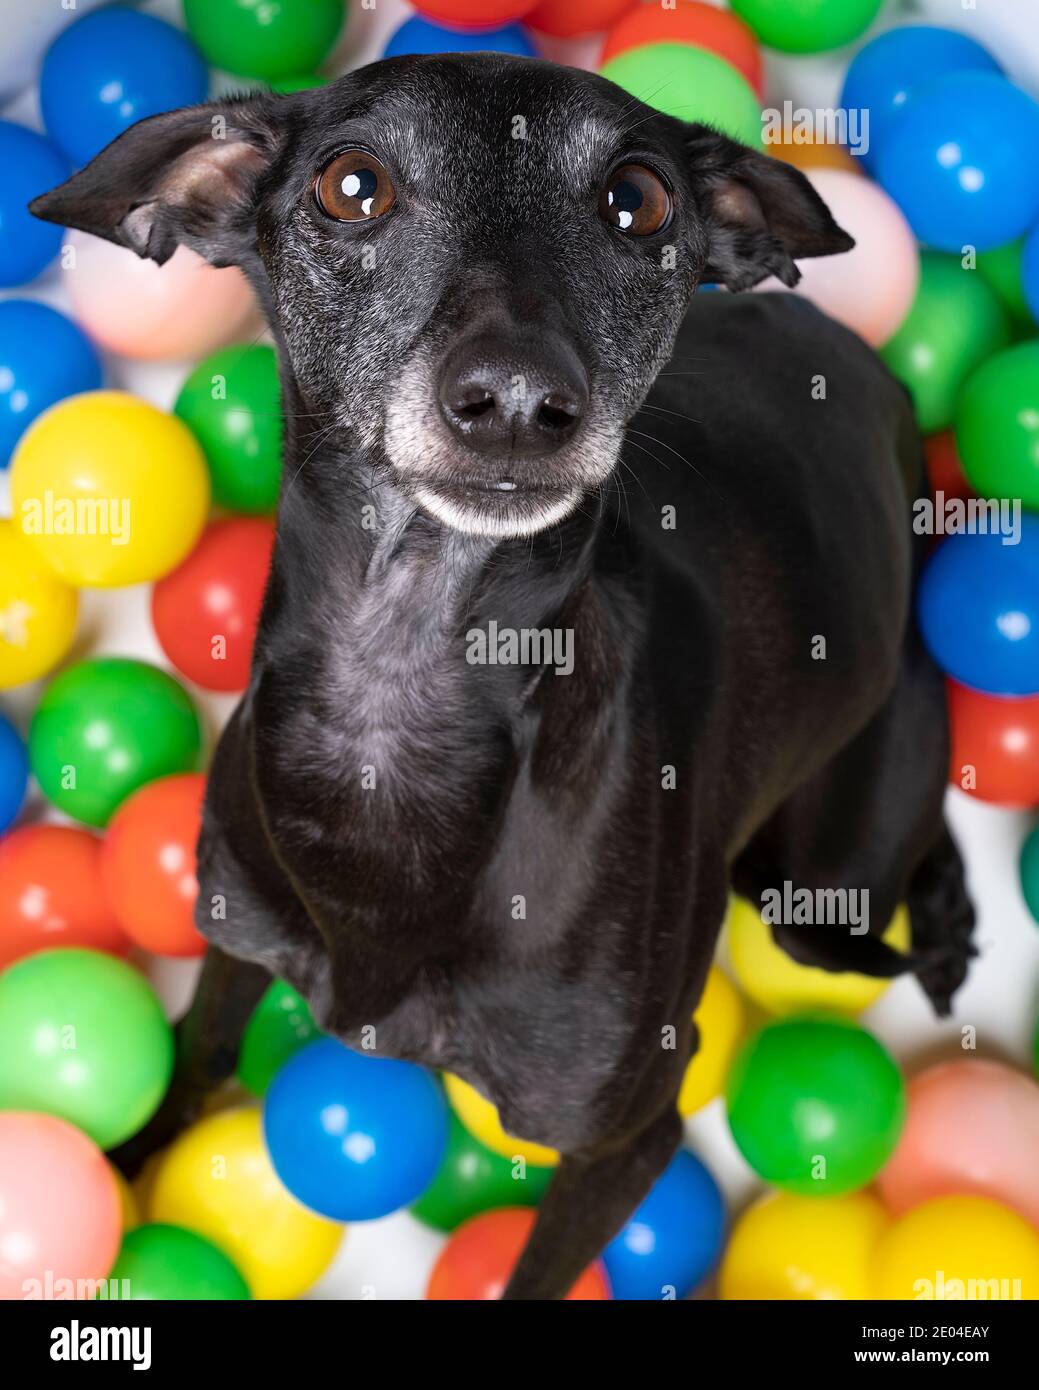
[427, 1208, 611, 1299]
[0, 825, 129, 970]
[947, 680, 1039, 808]
[601, 1, 764, 96]
[151, 517, 274, 693]
[924, 431, 975, 507]
[101, 773, 207, 958]
[412, 0, 539, 30]
[527, 0, 634, 39]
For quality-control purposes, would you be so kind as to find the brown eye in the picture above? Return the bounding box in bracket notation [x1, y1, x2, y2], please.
[599, 163, 672, 236]
[315, 150, 396, 222]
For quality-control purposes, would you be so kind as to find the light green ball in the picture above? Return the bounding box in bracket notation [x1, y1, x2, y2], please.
[600, 43, 763, 146]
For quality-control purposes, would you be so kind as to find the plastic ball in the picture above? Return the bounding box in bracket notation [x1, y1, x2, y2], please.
[955, 340, 1039, 511]
[1023, 223, 1039, 324]
[174, 346, 283, 514]
[0, 947, 174, 1150]
[427, 1208, 610, 1300]
[29, 657, 203, 828]
[840, 26, 1002, 174]
[730, 0, 882, 54]
[413, 1, 539, 27]
[0, 1112, 120, 1300]
[879, 253, 1009, 435]
[873, 1195, 1039, 1300]
[385, 16, 537, 59]
[918, 517, 1039, 697]
[238, 980, 322, 1098]
[0, 711, 28, 834]
[411, 1111, 554, 1233]
[0, 301, 102, 469]
[65, 233, 259, 362]
[0, 826, 128, 970]
[978, 237, 1035, 329]
[726, 1016, 905, 1195]
[677, 965, 745, 1115]
[720, 1190, 889, 1300]
[264, 1038, 449, 1222]
[0, 0, 108, 104]
[877, 1061, 1039, 1228]
[924, 432, 974, 509]
[270, 73, 330, 94]
[876, 73, 1039, 253]
[601, 43, 761, 144]
[110, 1165, 140, 1232]
[148, 1107, 344, 1300]
[1023, 824, 1039, 926]
[602, 1150, 724, 1300]
[444, 1072, 559, 1167]
[763, 169, 918, 348]
[183, 0, 345, 80]
[0, 121, 67, 288]
[947, 681, 1039, 808]
[0, 521, 78, 689]
[11, 391, 210, 588]
[107, 1224, 251, 1301]
[726, 895, 910, 1017]
[151, 519, 274, 693]
[40, 7, 208, 168]
[529, 0, 633, 41]
[100, 774, 207, 958]
[601, 1, 763, 96]
[768, 139, 859, 177]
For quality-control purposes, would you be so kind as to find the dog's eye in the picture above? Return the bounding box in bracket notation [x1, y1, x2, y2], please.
[315, 151, 396, 222]
[599, 164, 671, 236]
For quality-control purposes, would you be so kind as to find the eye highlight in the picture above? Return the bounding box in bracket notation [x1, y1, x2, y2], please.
[599, 163, 672, 236]
[315, 150, 396, 222]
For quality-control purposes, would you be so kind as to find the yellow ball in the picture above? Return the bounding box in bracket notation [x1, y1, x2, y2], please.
[443, 1073, 560, 1168]
[0, 521, 78, 689]
[720, 1190, 890, 1299]
[678, 965, 745, 1116]
[10, 391, 210, 587]
[873, 1196, 1039, 1301]
[147, 1107, 344, 1300]
[108, 1164, 140, 1232]
[727, 895, 911, 1016]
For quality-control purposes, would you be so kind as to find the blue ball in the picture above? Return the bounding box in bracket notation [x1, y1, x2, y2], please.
[40, 6, 209, 168]
[918, 516, 1039, 696]
[263, 1038, 449, 1222]
[384, 16, 537, 59]
[602, 1150, 725, 1301]
[840, 26, 1001, 174]
[0, 122, 68, 288]
[0, 712, 28, 834]
[0, 301, 103, 468]
[876, 72, 1039, 253]
[1022, 221, 1039, 327]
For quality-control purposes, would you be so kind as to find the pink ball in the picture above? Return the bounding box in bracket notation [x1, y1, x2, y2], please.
[877, 1060, 1039, 1228]
[65, 231, 261, 362]
[759, 168, 919, 347]
[0, 1112, 121, 1299]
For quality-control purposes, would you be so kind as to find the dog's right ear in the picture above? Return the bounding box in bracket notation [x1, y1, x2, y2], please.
[29, 98, 281, 268]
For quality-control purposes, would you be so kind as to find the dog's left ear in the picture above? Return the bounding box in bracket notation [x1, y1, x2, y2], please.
[29, 98, 281, 268]
[684, 125, 854, 292]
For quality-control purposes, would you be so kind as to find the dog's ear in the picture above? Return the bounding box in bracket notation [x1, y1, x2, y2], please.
[29, 98, 281, 268]
[684, 125, 854, 292]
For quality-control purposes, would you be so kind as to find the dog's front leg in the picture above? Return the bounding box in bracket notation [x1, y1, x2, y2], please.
[501, 1104, 683, 1301]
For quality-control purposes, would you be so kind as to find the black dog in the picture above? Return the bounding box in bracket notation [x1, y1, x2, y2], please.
[33, 54, 974, 1301]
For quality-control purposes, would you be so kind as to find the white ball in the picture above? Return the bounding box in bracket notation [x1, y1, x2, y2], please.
[0, 0, 110, 105]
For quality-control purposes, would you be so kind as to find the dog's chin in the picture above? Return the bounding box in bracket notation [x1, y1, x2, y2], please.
[413, 478, 587, 539]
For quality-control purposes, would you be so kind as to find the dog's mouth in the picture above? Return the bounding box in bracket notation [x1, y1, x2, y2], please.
[414, 474, 585, 539]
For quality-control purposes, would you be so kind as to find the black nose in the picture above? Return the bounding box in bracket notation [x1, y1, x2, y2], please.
[438, 332, 589, 458]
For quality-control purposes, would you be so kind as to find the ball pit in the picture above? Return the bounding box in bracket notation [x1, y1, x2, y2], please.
[183, 0, 345, 81]
[0, 521, 78, 689]
[872, 1195, 1039, 1301]
[427, 1207, 610, 1300]
[107, 1224, 251, 1301]
[600, 42, 763, 143]
[601, 1, 763, 96]
[955, 340, 1039, 512]
[0, 300, 102, 468]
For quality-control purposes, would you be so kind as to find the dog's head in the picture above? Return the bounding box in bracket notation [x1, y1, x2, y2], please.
[32, 54, 851, 538]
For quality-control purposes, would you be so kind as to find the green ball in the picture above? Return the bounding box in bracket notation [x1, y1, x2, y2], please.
[1021, 824, 1039, 928]
[0, 949, 174, 1151]
[955, 340, 1039, 509]
[103, 1225, 251, 1300]
[270, 73, 330, 95]
[600, 44, 763, 145]
[726, 1016, 905, 1195]
[730, 0, 883, 54]
[237, 979, 321, 1097]
[977, 239, 1036, 332]
[183, 0, 346, 81]
[410, 1112, 554, 1233]
[880, 253, 1009, 435]
[175, 346, 283, 515]
[29, 658, 202, 828]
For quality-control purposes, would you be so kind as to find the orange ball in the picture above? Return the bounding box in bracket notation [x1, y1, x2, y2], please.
[601, 1, 763, 96]
[769, 141, 861, 176]
[947, 680, 1039, 808]
[100, 773, 207, 957]
[0, 825, 129, 970]
[528, 0, 633, 39]
[427, 1208, 611, 1300]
